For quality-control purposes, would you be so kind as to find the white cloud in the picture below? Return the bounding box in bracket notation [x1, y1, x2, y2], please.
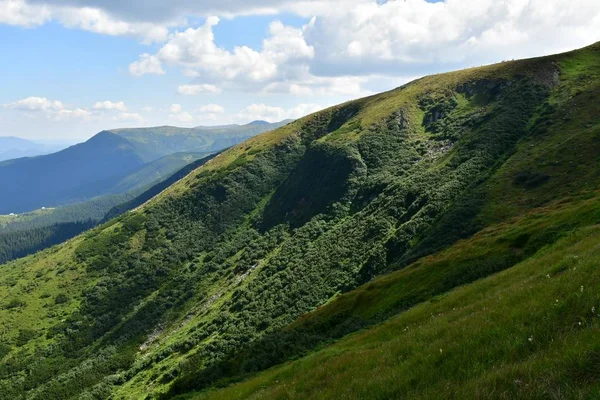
[235, 103, 323, 123]
[0, 0, 51, 26]
[93, 100, 127, 112]
[304, 0, 600, 76]
[4, 0, 599, 99]
[177, 84, 222, 95]
[141, 106, 154, 113]
[4, 96, 92, 120]
[22, 0, 365, 24]
[198, 104, 224, 113]
[129, 53, 165, 76]
[53, 107, 92, 121]
[55, 7, 169, 43]
[115, 112, 144, 122]
[0, 0, 170, 42]
[167, 103, 195, 123]
[169, 111, 194, 123]
[130, 17, 314, 86]
[5, 96, 64, 112]
[128, 0, 599, 93]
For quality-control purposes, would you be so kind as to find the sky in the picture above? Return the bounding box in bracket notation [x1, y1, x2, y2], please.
[0, 0, 599, 142]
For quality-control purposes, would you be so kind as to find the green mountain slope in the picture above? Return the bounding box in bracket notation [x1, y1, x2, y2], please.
[197, 217, 600, 400]
[1, 42, 600, 400]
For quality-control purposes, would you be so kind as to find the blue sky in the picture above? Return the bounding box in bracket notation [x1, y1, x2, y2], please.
[1, 0, 599, 142]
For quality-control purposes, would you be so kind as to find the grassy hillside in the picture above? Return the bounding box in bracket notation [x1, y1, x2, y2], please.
[1, 42, 599, 400]
[195, 218, 600, 400]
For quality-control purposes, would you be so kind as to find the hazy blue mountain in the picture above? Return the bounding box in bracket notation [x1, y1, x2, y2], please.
[0, 136, 68, 162]
[0, 120, 290, 214]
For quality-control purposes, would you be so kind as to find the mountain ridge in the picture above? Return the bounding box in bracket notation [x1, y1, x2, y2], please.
[0, 120, 290, 214]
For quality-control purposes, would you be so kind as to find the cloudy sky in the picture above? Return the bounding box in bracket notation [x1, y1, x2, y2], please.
[1, 0, 599, 142]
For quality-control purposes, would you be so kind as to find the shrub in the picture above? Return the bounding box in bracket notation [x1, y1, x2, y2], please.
[54, 293, 69, 305]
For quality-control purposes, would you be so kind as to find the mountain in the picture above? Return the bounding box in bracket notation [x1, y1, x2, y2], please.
[1, 42, 600, 400]
[0, 152, 214, 265]
[0, 137, 68, 162]
[107, 120, 292, 162]
[0, 121, 289, 214]
[0, 132, 146, 214]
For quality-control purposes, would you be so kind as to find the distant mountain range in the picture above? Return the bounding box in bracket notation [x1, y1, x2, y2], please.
[0, 120, 291, 214]
[0, 136, 69, 162]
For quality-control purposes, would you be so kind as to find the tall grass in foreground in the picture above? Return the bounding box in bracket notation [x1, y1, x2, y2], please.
[197, 225, 600, 399]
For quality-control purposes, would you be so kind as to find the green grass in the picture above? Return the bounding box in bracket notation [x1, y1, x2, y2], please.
[193, 222, 600, 400]
[164, 191, 600, 397]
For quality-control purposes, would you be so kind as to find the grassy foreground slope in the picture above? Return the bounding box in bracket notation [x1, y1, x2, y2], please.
[1, 42, 599, 400]
[197, 215, 600, 400]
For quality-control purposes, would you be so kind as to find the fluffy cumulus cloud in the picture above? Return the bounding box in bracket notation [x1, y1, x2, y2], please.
[93, 100, 127, 112]
[5, 96, 65, 112]
[168, 103, 194, 122]
[4, 96, 91, 120]
[53, 107, 92, 121]
[22, 0, 361, 22]
[129, 54, 165, 76]
[5, 1, 600, 72]
[133, 17, 314, 85]
[4, 1, 600, 94]
[304, 0, 600, 76]
[3, 97, 149, 125]
[177, 84, 222, 95]
[115, 112, 144, 122]
[122, 0, 600, 96]
[0, 0, 170, 42]
[0, 0, 51, 26]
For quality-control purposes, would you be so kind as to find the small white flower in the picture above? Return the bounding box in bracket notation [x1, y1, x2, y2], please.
[581, 286, 584, 292]
[528, 336, 533, 342]
[592, 307, 595, 313]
